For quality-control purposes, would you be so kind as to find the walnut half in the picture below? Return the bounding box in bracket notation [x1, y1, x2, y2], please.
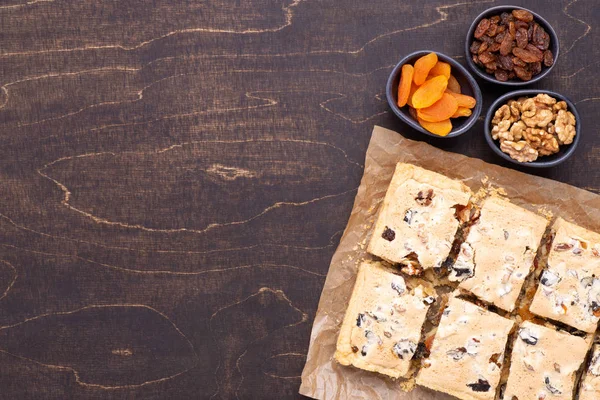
[500, 140, 538, 162]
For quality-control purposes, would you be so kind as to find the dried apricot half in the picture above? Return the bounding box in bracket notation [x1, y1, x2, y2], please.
[413, 52, 438, 85]
[412, 75, 448, 109]
[397, 64, 414, 107]
[451, 107, 473, 118]
[429, 61, 451, 79]
[446, 91, 477, 109]
[417, 93, 459, 122]
[417, 117, 453, 136]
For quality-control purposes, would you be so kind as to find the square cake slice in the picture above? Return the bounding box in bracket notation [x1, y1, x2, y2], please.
[579, 344, 600, 400]
[416, 296, 514, 400]
[450, 196, 548, 312]
[367, 163, 471, 270]
[504, 321, 589, 400]
[529, 218, 600, 332]
[334, 260, 435, 378]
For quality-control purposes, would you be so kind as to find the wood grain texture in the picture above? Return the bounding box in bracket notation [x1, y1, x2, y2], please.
[0, 0, 598, 398]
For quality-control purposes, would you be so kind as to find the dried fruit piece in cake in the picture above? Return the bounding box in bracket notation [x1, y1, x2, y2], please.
[334, 260, 435, 378]
[367, 163, 472, 270]
[504, 321, 590, 400]
[579, 344, 600, 400]
[416, 296, 514, 400]
[529, 218, 600, 332]
[450, 196, 547, 311]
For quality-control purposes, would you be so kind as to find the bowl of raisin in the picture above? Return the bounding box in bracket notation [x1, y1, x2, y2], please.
[465, 6, 559, 85]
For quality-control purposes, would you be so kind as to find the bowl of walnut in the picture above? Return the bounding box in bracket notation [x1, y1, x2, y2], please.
[485, 90, 580, 167]
[466, 6, 559, 85]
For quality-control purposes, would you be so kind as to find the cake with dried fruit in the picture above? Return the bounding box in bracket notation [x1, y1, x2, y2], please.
[334, 260, 436, 378]
[416, 296, 514, 400]
[367, 163, 472, 271]
[450, 196, 547, 311]
[529, 218, 600, 332]
[579, 344, 600, 400]
[503, 321, 589, 400]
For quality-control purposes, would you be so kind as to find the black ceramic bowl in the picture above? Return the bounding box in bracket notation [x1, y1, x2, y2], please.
[465, 6, 559, 86]
[386, 50, 483, 138]
[485, 90, 580, 168]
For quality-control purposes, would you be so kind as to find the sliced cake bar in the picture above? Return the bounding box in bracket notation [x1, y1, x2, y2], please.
[450, 196, 548, 312]
[504, 320, 589, 400]
[416, 296, 514, 400]
[368, 163, 472, 270]
[529, 217, 600, 332]
[334, 260, 435, 378]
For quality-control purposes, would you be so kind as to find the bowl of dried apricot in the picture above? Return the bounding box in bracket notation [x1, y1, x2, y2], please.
[485, 90, 580, 167]
[466, 6, 559, 85]
[386, 51, 482, 138]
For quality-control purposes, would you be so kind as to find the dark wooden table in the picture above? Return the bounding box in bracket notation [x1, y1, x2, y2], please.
[0, 0, 597, 399]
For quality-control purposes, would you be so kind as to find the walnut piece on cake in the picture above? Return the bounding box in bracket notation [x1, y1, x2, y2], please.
[529, 218, 600, 332]
[451, 196, 548, 312]
[368, 163, 472, 271]
[416, 296, 514, 400]
[504, 321, 590, 400]
[334, 260, 435, 378]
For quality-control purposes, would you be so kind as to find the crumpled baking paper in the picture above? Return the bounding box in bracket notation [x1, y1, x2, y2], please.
[300, 125, 600, 400]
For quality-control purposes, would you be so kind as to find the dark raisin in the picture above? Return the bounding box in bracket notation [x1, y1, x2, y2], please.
[415, 189, 434, 206]
[382, 227, 395, 241]
[351, 345, 359, 353]
[495, 31, 506, 43]
[474, 18, 491, 39]
[530, 61, 542, 76]
[500, 34, 514, 56]
[495, 69, 509, 81]
[515, 20, 529, 30]
[478, 41, 489, 54]
[513, 47, 541, 63]
[487, 21, 498, 37]
[500, 12, 513, 25]
[484, 61, 498, 71]
[361, 346, 367, 356]
[481, 35, 495, 44]
[467, 379, 491, 392]
[478, 51, 496, 64]
[554, 243, 573, 251]
[525, 44, 544, 60]
[513, 56, 527, 67]
[512, 9, 533, 22]
[516, 28, 528, 48]
[453, 267, 474, 278]
[543, 50, 554, 67]
[509, 21, 516, 38]
[514, 66, 532, 81]
[504, 230, 510, 240]
[470, 40, 482, 54]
